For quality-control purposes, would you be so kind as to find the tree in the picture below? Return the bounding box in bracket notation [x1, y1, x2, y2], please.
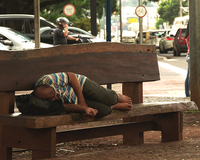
[156, 0, 188, 27]
[155, 18, 165, 29]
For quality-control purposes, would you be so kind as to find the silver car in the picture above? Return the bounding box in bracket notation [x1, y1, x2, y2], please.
[159, 29, 177, 53]
[0, 26, 53, 50]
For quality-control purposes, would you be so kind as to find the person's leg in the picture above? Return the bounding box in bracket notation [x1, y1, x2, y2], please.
[83, 78, 132, 111]
[188, 60, 190, 96]
[83, 78, 118, 106]
[185, 60, 190, 97]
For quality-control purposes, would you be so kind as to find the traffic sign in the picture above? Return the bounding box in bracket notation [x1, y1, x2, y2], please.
[135, 5, 147, 18]
[63, 4, 76, 17]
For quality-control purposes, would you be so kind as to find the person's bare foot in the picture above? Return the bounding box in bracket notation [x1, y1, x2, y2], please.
[118, 94, 132, 104]
[111, 102, 132, 110]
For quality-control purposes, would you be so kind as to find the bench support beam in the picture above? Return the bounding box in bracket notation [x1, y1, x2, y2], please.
[2, 126, 56, 160]
[56, 121, 154, 143]
[0, 92, 15, 160]
[156, 112, 183, 142]
[122, 82, 144, 144]
[122, 112, 183, 145]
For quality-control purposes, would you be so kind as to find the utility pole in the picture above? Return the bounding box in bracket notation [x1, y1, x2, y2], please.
[34, 0, 40, 48]
[139, 0, 143, 44]
[147, 0, 149, 30]
[90, 0, 97, 36]
[119, 0, 122, 43]
[190, 0, 200, 109]
[180, 0, 183, 17]
[106, 0, 111, 42]
[106, 0, 111, 89]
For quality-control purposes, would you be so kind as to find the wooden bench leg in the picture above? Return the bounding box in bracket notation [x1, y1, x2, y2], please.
[0, 126, 12, 160]
[157, 112, 183, 142]
[32, 150, 56, 160]
[2, 126, 56, 160]
[0, 92, 15, 160]
[123, 128, 144, 145]
[122, 82, 144, 145]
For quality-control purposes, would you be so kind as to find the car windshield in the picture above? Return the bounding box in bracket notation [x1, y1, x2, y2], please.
[138, 32, 146, 38]
[168, 30, 177, 36]
[150, 31, 164, 36]
[181, 29, 186, 37]
[6, 28, 32, 42]
[68, 27, 92, 36]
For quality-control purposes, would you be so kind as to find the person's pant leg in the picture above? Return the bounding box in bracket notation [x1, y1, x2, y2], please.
[83, 78, 118, 106]
[185, 60, 190, 97]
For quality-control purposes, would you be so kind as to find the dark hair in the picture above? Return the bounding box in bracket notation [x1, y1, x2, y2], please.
[33, 84, 55, 99]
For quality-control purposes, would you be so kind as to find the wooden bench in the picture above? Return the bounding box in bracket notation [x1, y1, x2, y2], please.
[0, 42, 197, 160]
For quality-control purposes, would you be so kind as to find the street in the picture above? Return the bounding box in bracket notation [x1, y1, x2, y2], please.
[147, 50, 188, 97]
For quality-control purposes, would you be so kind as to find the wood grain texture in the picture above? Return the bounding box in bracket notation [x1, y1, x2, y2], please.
[0, 42, 159, 91]
[0, 101, 197, 129]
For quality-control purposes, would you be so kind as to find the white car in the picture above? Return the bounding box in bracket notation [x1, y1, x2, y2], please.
[0, 26, 53, 50]
[122, 30, 136, 43]
[159, 29, 177, 53]
[0, 42, 8, 50]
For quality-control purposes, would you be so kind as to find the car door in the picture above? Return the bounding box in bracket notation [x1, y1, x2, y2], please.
[173, 29, 180, 50]
[23, 20, 34, 40]
[40, 28, 54, 44]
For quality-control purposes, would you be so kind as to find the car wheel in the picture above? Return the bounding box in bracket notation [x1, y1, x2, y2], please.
[173, 46, 181, 56]
[162, 45, 167, 53]
[159, 46, 163, 53]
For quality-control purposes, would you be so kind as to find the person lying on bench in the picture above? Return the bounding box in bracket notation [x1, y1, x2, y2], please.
[33, 72, 132, 118]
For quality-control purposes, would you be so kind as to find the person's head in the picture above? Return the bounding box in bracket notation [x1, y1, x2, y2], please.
[56, 17, 73, 28]
[30, 21, 34, 29]
[33, 84, 59, 101]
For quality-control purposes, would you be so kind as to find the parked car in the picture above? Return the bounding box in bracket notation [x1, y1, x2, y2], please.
[173, 27, 187, 56]
[122, 30, 136, 43]
[149, 29, 165, 48]
[0, 14, 105, 45]
[0, 26, 53, 50]
[135, 30, 165, 47]
[134, 31, 147, 44]
[159, 29, 177, 53]
[135, 31, 146, 44]
[0, 42, 8, 50]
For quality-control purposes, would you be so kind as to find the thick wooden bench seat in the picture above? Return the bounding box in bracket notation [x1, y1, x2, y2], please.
[0, 102, 197, 128]
[0, 42, 197, 160]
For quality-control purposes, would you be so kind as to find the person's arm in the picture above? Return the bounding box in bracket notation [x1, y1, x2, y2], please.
[64, 103, 98, 118]
[67, 72, 88, 107]
[67, 35, 79, 41]
[63, 24, 68, 37]
[63, 23, 78, 41]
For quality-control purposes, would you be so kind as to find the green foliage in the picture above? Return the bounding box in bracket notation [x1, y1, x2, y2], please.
[157, 0, 188, 25]
[155, 18, 164, 29]
[40, 0, 117, 33]
[72, 17, 100, 33]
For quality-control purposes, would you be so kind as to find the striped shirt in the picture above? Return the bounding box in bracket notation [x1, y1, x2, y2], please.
[35, 72, 87, 104]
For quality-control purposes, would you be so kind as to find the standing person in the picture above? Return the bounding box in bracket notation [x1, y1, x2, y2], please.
[53, 17, 79, 46]
[33, 72, 133, 118]
[185, 21, 190, 97]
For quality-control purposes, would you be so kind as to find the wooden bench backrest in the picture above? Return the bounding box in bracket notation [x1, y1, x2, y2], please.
[0, 42, 159, 92]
